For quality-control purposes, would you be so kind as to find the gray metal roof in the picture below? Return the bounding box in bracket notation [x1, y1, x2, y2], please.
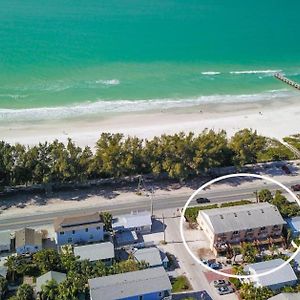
[199, 203, 285, 234]
[36, 271, 66, 292]
[269, 293, 300, 300]
[88, 266, 171, 300]
[74, 242, 114, 262]
[0, 230, 11, 245]
[113, 211, 152, 230]
[133, 247, 163, 267]
[244, 259, 297, 287]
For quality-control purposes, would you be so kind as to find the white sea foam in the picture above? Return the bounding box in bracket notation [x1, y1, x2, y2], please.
[95, 79, 120, 85]
[0, 89, 295, 122]
[229, 69, 281, 75]
[201, 71, 221, 75]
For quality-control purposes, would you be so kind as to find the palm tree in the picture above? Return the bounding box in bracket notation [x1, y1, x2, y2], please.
[16, 284, 34, 300]
[5, 255, 18, 283]
[0, 277, 8, 300]
[40, 280, 58, 300]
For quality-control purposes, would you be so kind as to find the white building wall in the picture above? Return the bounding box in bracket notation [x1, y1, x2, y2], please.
[56, 225, 104, 246]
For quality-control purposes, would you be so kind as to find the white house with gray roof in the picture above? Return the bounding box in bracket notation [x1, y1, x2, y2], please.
[113, 211, 152, 234]
[197, 202, 285, 255]
[54, 212, 104, 246]
[132, 247, 169, 268]
[243, 259, 297, 291]
[88, 266, 172, 300]
[74, 242, 114, 265]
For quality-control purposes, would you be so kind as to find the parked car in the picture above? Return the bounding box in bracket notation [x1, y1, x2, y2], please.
[209, 262, 222, 270]
[217, 286, 234, 295]
[196, 197, 210, 204]
[291, 184, 300, 192]
[282, 165, 291, 175]
[213, 280, 230, 287]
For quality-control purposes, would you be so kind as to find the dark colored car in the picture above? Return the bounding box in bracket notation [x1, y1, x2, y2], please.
[217, 286, 234, 295]
[213, 280, 229, 287]
[209, 262, 222, 270]
[282, 165, 291, 175]
[196, 197, 210, 204]
[292, 184, 300, 192]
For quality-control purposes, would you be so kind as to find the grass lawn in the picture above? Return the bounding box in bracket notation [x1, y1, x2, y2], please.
[171, 275, 192, 293]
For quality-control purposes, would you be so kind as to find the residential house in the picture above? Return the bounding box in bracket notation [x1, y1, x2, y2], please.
[286, 216, 300, 238]
[244, 259, 297, 291]
[88, 266, 172, 300]
[54, 212, 104, 246]
[15, 228, 42, 255]
[113, 211, 152, 234]
[132, 247, 169, 269]
[0, 231, 12, 252]
[36, 271, 66, 293]
[74, 242, 114, 265]
[197, 203, 286, 255]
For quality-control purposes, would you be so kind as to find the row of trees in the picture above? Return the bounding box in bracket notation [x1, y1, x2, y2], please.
[0, 129, 294, 189]
[5, 248, 148, 300]
[258, 189, 300, 218]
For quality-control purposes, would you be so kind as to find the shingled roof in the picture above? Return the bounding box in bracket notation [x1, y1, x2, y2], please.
[54, 212, 103, 232]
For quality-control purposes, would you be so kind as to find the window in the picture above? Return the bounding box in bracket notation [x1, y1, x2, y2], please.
[72, 230, 75, 234]
[247, 211, 251, 215]
[234, 213, 237, 217]
[261, 209, 265, 213]
[90, 234, 94, 239]
[60, 231, 64, 235]
[85, 228, 89, 232]
[273, 225, 279, 229]
[233, 231, 239, 235]
[68, 238, 72, 243]
[220, 215, 224, 219]
[96, 226, 100, 230]
[261, 227, 266, 231]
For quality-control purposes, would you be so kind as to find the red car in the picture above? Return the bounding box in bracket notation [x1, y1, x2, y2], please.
[291, 184, 300, 192]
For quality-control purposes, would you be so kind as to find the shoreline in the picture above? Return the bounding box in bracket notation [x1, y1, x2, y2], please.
[1, 95, 300, 148]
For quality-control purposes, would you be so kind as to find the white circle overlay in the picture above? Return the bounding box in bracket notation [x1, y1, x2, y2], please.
[179, 173, 300, 279]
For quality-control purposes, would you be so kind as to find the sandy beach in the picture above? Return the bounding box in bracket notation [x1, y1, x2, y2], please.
[1, 96, 300, 149]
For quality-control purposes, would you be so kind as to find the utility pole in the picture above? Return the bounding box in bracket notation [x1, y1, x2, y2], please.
[162, 213, 166, 243]
[150, 187, 154, 217]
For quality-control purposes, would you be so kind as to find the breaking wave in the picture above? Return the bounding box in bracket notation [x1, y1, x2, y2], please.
[0, 89, 295, 122]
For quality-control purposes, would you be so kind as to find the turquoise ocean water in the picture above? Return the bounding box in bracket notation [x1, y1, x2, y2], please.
[0, 0, 300, 120]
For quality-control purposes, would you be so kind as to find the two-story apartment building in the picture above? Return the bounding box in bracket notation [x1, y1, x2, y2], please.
[197, 202, 286, 255]
[88, 266, 172, 300]
[54, 212, 104, 246]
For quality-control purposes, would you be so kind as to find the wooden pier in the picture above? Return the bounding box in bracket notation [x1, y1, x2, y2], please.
[274, 73, 300, 90]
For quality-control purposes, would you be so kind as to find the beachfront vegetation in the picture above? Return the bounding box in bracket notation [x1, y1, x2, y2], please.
[283, 134, 300, 151]
[0, 129, 295, 190]
[258, 189, 300, 218]
[184, 200, 252, 223]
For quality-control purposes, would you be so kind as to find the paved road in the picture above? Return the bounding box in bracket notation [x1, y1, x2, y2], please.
[0, 176, 299, 230]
